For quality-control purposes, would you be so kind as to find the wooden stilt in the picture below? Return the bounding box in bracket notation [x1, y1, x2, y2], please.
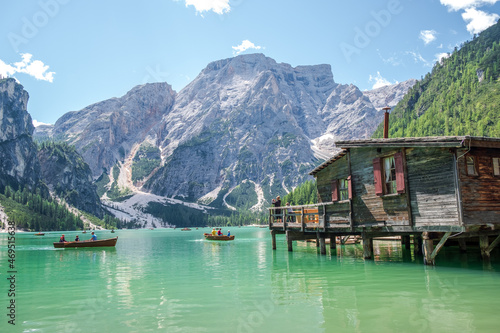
[362, 233, 373, 259]
[458, 238, 467, 253]
[271, 230, 276, 250]
[330, 234, 337, 250]
[479, 235, 490, 261]
[486, 234, 500, 254]
[319, 236, 326, 255]
[413, 234, 423, 255]
[422, 232, 434, 265]
[286, 230, 293, 252]
[316, 233, 320, 248]
[403, 235, 411, 250]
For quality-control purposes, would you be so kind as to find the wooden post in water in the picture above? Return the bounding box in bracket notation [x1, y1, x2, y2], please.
[403, 235, 411, 250]
[458, 238, 467, 253]
[286, 230, 293, 252]
[362, 233, 373, 259]
[330, 234, 337, 250]
[413, 234, 423, 255]
[479, 235, 490, 261]
[422, 232, 434, 265]
[319, 235, 326, 255]
[271, 230, 277, 250]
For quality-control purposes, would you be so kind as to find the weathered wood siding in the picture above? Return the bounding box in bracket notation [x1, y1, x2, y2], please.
[458, 147, 500, 225]
[406, 147, 460, 227]
[316, 155, 349, 203]
[350, 148, 409, 226]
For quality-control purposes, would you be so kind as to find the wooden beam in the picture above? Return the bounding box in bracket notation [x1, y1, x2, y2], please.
[319, 236, 326, 255]
[271, 230, 276, 250]
[286, 230, 293, 252]
[422, 232, 434, 265]
[487, 234, 500, 254]
[362, 233, 373, 259]
[479, 235, 490, 261]
[429, 231, 452, 263]
[330, 234, 337, 250]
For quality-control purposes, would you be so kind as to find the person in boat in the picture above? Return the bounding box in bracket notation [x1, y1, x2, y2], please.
[217, 229, 222, 236]
[59, 234, 66, 242]
[90, 231, 97, 241]
[227, 230, 230, 237]
[75, 235, 80, 242]
[211, 228, 217, 236]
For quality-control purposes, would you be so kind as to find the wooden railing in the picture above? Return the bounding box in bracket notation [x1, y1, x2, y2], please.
[269, 202, 352, 231]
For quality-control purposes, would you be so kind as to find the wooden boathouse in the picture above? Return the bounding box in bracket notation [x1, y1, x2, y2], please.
[269, 136, 500, 265]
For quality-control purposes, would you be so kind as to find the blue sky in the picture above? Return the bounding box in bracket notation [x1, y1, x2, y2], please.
[1, 0, 500, 124]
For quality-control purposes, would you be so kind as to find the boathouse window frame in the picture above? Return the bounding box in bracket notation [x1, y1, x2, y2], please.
[493, 157, 500, 176]
[373, 152, 406, 197]
[465, 155, 478, 176]
[331, 176, 352, 202]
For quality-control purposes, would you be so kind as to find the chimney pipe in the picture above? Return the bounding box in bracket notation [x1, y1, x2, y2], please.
[382, 106, 391, 139]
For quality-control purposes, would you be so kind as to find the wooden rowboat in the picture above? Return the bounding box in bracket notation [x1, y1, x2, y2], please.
[53, 237, 118, 248]
[181, 228, 191, 231]
[34, 233, 45, 236]
[203, 233, 235, 241]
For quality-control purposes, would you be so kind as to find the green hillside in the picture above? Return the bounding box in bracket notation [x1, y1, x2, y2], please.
[373, 20, 500, 138]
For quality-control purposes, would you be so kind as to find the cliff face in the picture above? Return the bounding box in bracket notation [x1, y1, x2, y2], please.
[37, 143, 103, 217]
[50, 82, 176, 177]
[0, 78, 40, 190]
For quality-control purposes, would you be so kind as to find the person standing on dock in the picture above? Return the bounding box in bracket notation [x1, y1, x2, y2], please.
[272, 196, 282, 222]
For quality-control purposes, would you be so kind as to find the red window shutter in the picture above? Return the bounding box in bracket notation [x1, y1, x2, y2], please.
[347, 175, 353, 200]
[331, 179, 338, 202]
[373, 157, 383, 196]
[394, 152, 406, 194]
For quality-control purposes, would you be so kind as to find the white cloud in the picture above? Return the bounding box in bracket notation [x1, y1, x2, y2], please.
[232, 40, 262, 55]
[184, 0, 230, 15]
[0, 53, 55, 82]
[32, 119, 52, 127]
[419, 30, 437, 45]
[440, 0, 499, 11]
[435, 52, 451, 64]
[369, 72, 394, 89]
[462, 7, 500, 33]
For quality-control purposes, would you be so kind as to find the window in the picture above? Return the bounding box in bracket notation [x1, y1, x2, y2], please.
[466, 156, 478, 176]
[339, 178, 349, 201]
[493, 157, 500, 176]
[331, 176, 352, 202]
[373, 152, 406, 196]
[383, 156, 397, 194]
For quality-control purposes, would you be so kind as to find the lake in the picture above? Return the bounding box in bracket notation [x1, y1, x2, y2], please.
[1, 228, 499, 332]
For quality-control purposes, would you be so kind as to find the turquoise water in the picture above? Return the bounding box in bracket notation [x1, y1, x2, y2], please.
[1, 228, 500, 333]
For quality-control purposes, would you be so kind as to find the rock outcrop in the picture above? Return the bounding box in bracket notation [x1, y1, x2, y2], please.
[0, 78, 40, 190]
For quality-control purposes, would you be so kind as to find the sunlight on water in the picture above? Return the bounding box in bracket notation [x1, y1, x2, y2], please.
[0, 228, 499, 332]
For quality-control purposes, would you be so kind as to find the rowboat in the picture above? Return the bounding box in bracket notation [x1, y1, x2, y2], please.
[181, 228, 191, 231]
[53, 237, 118, 248]
[203, 233, 235, 241]
[34, 233, 45, 236]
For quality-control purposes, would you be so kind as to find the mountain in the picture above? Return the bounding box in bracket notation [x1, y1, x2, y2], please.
[34, 54, 415, 212]
[372, 21, 500, 138]
[37, 142, 103, 218]
[0, 78, 40, 190]
[0, 78, 104, 228]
